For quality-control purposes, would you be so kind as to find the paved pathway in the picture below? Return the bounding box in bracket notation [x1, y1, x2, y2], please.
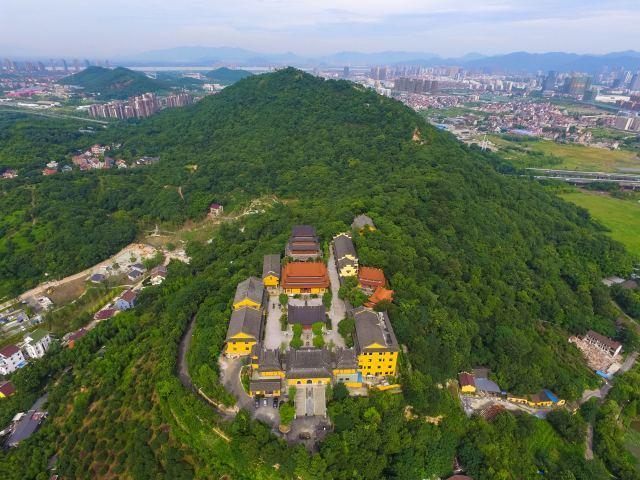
[264, 296, 289, 349]
[325, 248, 346, 348]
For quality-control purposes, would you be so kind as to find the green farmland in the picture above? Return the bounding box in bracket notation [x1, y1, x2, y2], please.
[561, 191, 640, 258]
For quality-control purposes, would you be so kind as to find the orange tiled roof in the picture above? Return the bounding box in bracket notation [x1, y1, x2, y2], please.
[365, 286, 394, 307]
[358, 267, 386, 288]
[281, 262, 329, 289]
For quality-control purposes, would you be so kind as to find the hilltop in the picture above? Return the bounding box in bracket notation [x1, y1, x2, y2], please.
[0, 68, 635, 479]
[205, 66, 252, 85]
[58, 66, 166, 100]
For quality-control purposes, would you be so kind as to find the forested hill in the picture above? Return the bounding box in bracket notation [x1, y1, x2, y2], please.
[58, 66, 165, 99]
[205, 66, 252, 84]
[0, 68, 636, 478]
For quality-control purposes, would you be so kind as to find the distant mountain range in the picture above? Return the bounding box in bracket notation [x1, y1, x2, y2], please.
[117, 47, 640, 73]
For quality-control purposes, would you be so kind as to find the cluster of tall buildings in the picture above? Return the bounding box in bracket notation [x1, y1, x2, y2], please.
[393, 77, 439, 94]
[88, 92, 192, 119]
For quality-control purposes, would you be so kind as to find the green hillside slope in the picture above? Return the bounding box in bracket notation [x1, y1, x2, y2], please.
[0, 69, 634, 479]
[58, 66, 166, 99]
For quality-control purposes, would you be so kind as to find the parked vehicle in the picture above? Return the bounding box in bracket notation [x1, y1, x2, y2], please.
[263, 398, 268, 407]
[298, 432, 311, 440]
[273, 397, 279, 408]
[254, 398, 260, 408]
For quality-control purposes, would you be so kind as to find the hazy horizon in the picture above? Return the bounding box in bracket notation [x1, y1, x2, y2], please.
[1, 0, 639, 59]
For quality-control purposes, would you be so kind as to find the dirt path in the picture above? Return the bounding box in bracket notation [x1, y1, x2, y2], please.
[585, 423, 594, 460]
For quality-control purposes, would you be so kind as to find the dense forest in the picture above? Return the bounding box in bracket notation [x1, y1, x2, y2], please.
[0, 69, 637, 478]
[58, 66, 170, 100]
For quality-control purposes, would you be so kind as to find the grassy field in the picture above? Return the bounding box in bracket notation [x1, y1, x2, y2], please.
[489, 135, 640, 172]
[560, 191, 640, 258]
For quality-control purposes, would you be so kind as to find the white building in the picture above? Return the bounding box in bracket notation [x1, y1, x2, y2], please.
[23, 329, 52, 359]
[0, 345, 27, 375]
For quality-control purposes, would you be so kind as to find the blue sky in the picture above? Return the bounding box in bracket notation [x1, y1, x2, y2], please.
[1, 0, 638, 57]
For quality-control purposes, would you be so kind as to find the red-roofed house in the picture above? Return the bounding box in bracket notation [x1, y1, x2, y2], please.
[67, 328, 87, 348]
[459, 372, 476, 393]
[94, 308, 117, 321]
[0, 381, 16, 398]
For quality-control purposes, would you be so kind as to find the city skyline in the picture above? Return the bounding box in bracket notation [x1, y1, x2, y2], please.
[1, 0, 639, 58]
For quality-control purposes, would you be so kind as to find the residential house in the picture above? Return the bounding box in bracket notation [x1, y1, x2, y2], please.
[89, 273, 105, 283]
[149, 265, 167, 285]
[358, 267, 387, 294]
[233, 276, 266, 310]
[0, 381, 16, 398]
[42, 168, 57, 176]
[66, 328, 87, 348]
[0, 345, 27, 375]
[116, 290, 138, 310]
[281, 262, 330, 295]
[127, 269, 143, 281]
[23, 329, 52, 359]
[285, 348, 332, 386]
[584, 330, 622, 357]
[351, 307, 399, 378]
[351, 214, 376, 233]
[365, 286, 394, 308]
[209, 203, 224, 216]
[262, 254, 281, 293]
[94, 308, 117, 320]
[287, 304, 326, 330]
[285, 225, 322, 260]
[474, 377, 502, 396]
[224, 307, 264, 357]
[458, 373, 476, 393]
[333, 233, 358, 278]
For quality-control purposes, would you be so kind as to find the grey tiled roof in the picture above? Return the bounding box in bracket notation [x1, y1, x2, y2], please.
[333, 348, 358, 370]
[233, 276, 265, 307]
[333, 233, 357, 261]
[262, 254, 281, 279]
[352, 214, 375, 229]
[286, 348, 332, 378]
[226, 307, 263, 341]
[287, 304, 326, 327]
[351, 307, 399, 353]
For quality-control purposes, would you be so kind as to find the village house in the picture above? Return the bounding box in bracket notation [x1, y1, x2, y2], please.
[458, 373, 476, 393]
[0, 381, 16, 398]
[0, 345, 27, 375]
[281, 262, 330, 295]
[332, 233, 358, 279]
[584, 330, 622, 357]
[224, 307, 264, 357]
[351, 307, 399, 378]
[149, 265, 167, 285]
[233, 276, 267, 310]
[262, 254, 281, 294]
[94, 308, 117, 320]
[127, 268, 143, 282]
[351, 214, 376, 233]
[287, 304, 326, 330]
[89, 273, 106, 283]
[66, 328, 87, 349]
[209, 203, 224, 216]
[2, 169, 18, 179]
[116, 290, 137, 310]
[285, 225, 322, 260]
[358, 267, 387, 295]
[22, 329, 52, 359]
